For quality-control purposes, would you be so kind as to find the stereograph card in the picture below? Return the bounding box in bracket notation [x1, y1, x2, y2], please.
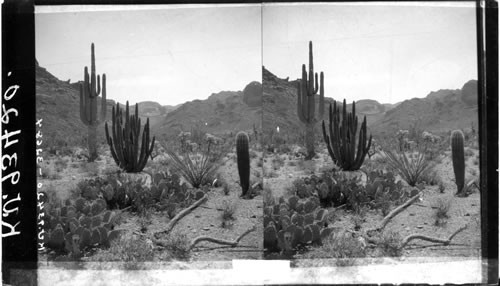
[1, 0, 498, 285]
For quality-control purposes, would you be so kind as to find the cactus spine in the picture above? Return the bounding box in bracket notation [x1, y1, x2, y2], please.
[321, 99, 372, 171]
[297, 41, 325, 160]
[104, 101, 155, 173]
[80, 43, 107, 162]
[450, 130, 465, 195]
[236, 131, 250, 197]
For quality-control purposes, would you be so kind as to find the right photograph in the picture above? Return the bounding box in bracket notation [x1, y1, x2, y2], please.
[262, 2, 481, 266]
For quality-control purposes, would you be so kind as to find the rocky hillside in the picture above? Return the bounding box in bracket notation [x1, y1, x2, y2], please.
[156, 82, 262, 139]
[371, 80, 478, 136]
[36, 62, 177, 146]
[262, 67, 392, 140]
[262, 65, 478, 140]
[36, 61, 112, 147]
[36, 61, 261, 144]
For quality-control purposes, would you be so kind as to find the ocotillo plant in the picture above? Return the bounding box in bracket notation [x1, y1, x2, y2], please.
[297, 41, 325, 160]
[80, 43, 107, 162]
[450, 130, 465, 195]
[105, 101, 155, 173]
[322, 99, 372, 171]
[236, 131, 250, 197]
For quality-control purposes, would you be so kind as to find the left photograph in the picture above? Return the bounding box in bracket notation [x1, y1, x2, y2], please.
[35, 5, 263, 268]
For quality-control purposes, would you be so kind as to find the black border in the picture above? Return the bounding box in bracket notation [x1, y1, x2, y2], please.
[477, 0, 499, 284]
[1, 0, 498, 284]
[2, 0, 37, 284]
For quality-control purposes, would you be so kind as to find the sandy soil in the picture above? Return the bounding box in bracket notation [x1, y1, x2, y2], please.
[39, 146, 264, 264]
[264, 143, 481, 259]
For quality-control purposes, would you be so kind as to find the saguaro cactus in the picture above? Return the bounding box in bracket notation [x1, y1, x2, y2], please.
[80, 43, 107, 162]
[105, 101, 155, 173]
[321, 99, 372, 171]
[450, 130, 465, 195]
[236, 131, 250, 197]
[297, 41, 325, 160]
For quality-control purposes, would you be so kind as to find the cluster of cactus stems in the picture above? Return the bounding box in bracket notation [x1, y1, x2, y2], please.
[297, 41, 325, 160]
[450, 130, 465, 195]
[236, 132, 250, 197]
[79, 43, 107, 162]
[44, 198, 120, 257]
[322, 99, 372, 171]
[105, 101, 155, 173]
[264, 195, 334, 253]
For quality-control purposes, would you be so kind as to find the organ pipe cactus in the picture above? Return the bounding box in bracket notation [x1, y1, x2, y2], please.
[80, 43, 107, 162]
[322, 99, 372, 171]
[297, 41, 325, 160]
[105, 101, 155, 173]
[236, 131, 250, 197]
[450, 130, 465, 196]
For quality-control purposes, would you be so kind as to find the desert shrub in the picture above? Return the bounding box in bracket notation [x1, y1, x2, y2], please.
[297, 159, 316, 174]
[256, 158, 263, 167]
[382, 147, 432, 187]
[264, 168, 278, 178]
[351, 212, 365, 231]
[222, 183, 231, 195]
[101, 165, 121, 176]
[433, 197, 451, 226]
[249, 150, 258, 159]
[44, 133, 74, 157]
[377, 230, 403, 257]
[80, 162, 100, 177]
[220, 200, 236, 228]
[322, 231, 366, 266]
[165, 139, 228, 188]
[90, 234, 154, 267]
[438, 181, 446, 193]
[138, 210, 152, 233]
[271, 155, 285, 170]
[419, 164, 441, 186]
[159, 231, 191, 261]
[54, 157, 68, 172]
[277, 143, 292, 154]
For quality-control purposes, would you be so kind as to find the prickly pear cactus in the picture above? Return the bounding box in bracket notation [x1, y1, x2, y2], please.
[43, 196, 122, 257]
[263, 194, 335, 254]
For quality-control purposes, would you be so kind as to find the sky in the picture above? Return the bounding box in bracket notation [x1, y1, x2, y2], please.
[36, 3, 477, 106]
[35, 5, 262, 106]
[263, 2, 477, 104]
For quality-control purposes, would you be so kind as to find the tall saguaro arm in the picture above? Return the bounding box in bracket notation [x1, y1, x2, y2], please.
[296, 41, 325, 159]
[79, 43, 107, 162]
